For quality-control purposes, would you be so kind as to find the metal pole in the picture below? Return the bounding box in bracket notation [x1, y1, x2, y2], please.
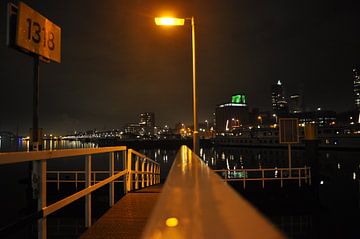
[109, 152, 114, 207]
[288, 143, 292, 177]
[85, 155, 92, 228]
[33, 160, 47, 239]
[32, 56, 40, 151]
[191, 17, 199, 155]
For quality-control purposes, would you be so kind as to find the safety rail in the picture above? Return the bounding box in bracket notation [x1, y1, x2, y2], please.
[142, 145, 285, 238]
[213, 166, 311, 189]
[127, 149, 161, 191]
[0, 147, 160, 239]
[47, 171, 125, 190]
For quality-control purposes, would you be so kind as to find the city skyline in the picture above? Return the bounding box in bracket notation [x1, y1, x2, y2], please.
[1, 0, 360, 135]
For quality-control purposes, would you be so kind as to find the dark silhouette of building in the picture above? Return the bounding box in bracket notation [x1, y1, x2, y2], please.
[271, 80, 288, 116]
[215, 94, 250, 133]
[289, 94, 303, 113]
[353, 68, 360, 110]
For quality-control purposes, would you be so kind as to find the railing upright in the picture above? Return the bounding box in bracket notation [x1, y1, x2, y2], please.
[141, 159, 146, 188]
[33, 160, 47, 239]
[127, 149, 133, 192]
[109, 152, 114, 207]
[243, 169, 246, 189]
[151, 164, 154, 185]
[135, 156, 139, 190]
[85, 155, 92, 228]
[122, 150, 127, 194]
[146, 162, 150, 186]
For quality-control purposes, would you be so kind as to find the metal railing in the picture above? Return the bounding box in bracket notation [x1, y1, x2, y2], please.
[0, 146, 160, 239]
[47, 170, 124, 190]
[213, 166, 311, 189]
[142, 145, 285, 238]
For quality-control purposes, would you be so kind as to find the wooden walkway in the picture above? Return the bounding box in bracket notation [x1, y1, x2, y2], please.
[80, 184, 162, 239]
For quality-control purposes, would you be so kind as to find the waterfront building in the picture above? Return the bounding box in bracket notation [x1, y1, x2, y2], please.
[353, 68, 360, 110]
[139, 112, 155, 135]
[294, 109, 336, 126]
[124, 123, 141, 135]
[271, 80, 288, 116]
[289, 94, 303, 113]
[215, 94, 250, 133]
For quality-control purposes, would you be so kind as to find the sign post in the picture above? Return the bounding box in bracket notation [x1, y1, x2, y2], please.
[279, 118, 299, 177]
[8, 1, 61, 150]
[7, 2, 61, 238]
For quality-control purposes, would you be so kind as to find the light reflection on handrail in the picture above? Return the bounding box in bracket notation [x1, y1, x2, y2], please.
[142, 145, 285, 239]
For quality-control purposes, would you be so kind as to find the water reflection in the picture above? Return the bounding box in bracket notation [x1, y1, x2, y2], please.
[0, 139, 96, 152]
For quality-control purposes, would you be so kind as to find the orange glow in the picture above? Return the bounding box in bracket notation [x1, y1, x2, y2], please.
[165, 217, 179, 227]
[155, 17, 185, 26]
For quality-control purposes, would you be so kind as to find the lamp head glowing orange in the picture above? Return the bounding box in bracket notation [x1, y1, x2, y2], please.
[155, 17, 185, 26]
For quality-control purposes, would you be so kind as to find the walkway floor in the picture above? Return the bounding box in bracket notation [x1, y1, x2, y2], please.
[80, 184, 162, 239]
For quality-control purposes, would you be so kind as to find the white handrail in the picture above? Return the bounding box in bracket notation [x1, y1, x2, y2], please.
[0, 146, 127, 165]
[212, 167, 311, 188]
[0, 146, 160, 239]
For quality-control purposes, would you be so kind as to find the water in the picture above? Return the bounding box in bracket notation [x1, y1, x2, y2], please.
[0, 140, 359, 238]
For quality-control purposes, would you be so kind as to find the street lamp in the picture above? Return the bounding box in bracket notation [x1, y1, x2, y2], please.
[155, 16, 199, 154]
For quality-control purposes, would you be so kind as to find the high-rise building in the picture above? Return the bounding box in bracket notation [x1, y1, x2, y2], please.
[215, 94, 250, 133]
[353, 68, 360, 110]
[271, 80, 288, 115]
[139, 112, 155, 135]
[289, 94, 303, 113]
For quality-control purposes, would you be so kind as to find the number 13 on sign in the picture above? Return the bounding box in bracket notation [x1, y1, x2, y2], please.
[16, 2, 61, 63]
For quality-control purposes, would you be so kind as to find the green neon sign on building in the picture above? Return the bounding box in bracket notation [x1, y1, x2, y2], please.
[231, 94, 246, 104]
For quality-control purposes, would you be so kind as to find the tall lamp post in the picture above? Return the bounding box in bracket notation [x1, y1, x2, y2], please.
[155, 17, 199, 154]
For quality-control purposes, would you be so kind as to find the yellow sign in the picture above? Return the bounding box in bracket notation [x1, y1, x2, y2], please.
[16, 2, 61, 63]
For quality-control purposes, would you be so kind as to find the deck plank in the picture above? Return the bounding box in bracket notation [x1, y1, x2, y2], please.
[80, 184, 162, 239]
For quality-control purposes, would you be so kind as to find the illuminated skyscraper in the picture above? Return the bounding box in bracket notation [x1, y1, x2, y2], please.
[353, 68, 360, 110]
[139, 112, 155, 135]
[289, 94, 303, 113]
[271, 80, 288, 115]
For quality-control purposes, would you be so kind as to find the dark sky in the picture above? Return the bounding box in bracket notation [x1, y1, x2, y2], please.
[1, 0, 360, 135]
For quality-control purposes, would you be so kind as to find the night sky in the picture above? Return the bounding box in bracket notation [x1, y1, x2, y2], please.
[1, 0, 360, 135]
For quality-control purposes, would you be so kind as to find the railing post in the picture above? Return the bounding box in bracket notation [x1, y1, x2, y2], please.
[150, 164, 154, 186]
[127, 149, 132, 192]
[85, 155, 92, 228]
[157, 165, 160, 184]
[141, 159, 146, 188]
[262, 169, 265, 189]
[33, 160, 47, 239]
[135, 156, 139, 190]
[298, 168, 301, 187]
[57, 172, 60, 191]
[109, 152, 114, 207]
[122, 150, 127, 194]
[146, 162, 150, 187]
[243, 169, 246, 189]
[153, 164, 156, 185]
[75, 172, 78, 190]
[280, 169, 283, 188]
